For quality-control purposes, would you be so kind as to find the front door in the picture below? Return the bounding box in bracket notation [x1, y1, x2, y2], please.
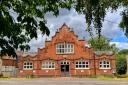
[60, 61, 70, 77]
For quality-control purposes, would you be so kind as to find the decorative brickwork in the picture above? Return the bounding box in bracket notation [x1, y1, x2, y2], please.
[18, 24, 116, 77]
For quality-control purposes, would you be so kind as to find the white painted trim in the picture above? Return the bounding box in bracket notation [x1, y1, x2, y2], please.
[23, 68, 33, 70]
[99, 68, 111, 70]
[41, 68, 55, 70]
[75, 68, 90, 70]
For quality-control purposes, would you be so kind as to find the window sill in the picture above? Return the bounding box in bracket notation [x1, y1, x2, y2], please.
[56, 53, 74, 55]
[99, 68, 111, 70]
[23, 69, 33, 70]
[75, 68, 90, 70]
[41, 68, 55, 70]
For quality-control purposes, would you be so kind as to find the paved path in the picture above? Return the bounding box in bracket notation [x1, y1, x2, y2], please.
[0, 77, 128, 85]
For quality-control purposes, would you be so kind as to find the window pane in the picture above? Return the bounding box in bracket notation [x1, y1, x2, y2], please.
[104, 65, 106, 68]
[52, 65, 54, 68]
[27, 66, 29, 68]
[61, 62, 63, 65]
[64, 62, 66, 64]
[82, 62, 85, 64]
[24, 63, 26, 65]
[79, 65, 82, 68]
[67, 62, 69, 64]
[103, 61, 106, 64]
[86, 62, 88, 64]
[71, 45, 73, 48]
[100, 65, 102, 67]
[24, 66, 26, 68]
[76, 62, 78, 64]
[107, 65, 110, 67]
[30, 66, 33, 68]
[27, 62, 29, 65]
[71, 49, 73, 52]
[83, 65, 85, 68]
[107, 62, 109, 64]
[86, 65, 88, 68]
[30, 63, 32, 65]
[65, 44, 67, 48]
[68, 49, 70, 52]
[62, 45, 64, 48]
[49, 65, 51, 68]
[52, 62, 54, 65]
[68, 44, 70, 48]
[76, 65, 78, 68]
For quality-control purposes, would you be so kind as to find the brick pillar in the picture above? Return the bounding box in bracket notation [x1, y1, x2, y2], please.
[126, 55, 128, 75]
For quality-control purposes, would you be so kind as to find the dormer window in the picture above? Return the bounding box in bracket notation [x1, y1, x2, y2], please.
[56, 43, 74, 54]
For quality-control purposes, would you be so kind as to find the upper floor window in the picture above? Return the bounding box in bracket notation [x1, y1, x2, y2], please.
[42, 61, 55, 69]
[23, 61, 33, 70]
[99, 60, 111, 69]
[75, 60, 89, 69]
[56, 43, 74, 54]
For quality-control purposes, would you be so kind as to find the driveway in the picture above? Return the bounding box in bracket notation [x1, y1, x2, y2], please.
[0, 77, 128, 85]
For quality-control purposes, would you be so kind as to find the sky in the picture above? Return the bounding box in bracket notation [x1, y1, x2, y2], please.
[28, 8, 128, 53]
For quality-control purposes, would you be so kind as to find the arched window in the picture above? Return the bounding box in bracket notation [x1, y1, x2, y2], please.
[23, 61, 33, 70]
[42, 61, 55, 69]
[99, 60, 111, 69]
[75, 60, 89, 69]
[56, 43, 74, 54]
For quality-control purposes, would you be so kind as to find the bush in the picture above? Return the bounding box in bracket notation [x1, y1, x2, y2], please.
[116, 54, 127, 75]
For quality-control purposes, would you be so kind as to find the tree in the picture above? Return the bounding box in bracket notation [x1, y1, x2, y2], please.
[116, 54, 127, 75]
[118, 49, 128, 55]
[0, 0, 73, 57]
[116, 51, 127, 75]
[88, 35, 119, 53]
[119, 0, 128, 37]
[74, 0, 128, 37]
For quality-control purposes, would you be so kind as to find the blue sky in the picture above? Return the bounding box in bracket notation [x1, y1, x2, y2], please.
[27, 8, 128, 52]
[112, 36, 128, 42]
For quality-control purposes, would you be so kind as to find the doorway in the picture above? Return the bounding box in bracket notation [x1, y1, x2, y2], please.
[60, 61, 70, 77]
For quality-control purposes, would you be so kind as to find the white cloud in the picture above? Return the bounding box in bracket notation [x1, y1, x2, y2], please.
[110, 42, 128, 50]
[28, 8, 126, 52]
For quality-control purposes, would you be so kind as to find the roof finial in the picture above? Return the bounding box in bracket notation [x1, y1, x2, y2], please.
[62, 23, 67, 26]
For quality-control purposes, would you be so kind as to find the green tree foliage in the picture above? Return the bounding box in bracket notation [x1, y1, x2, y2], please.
[0, 0, 73, 57]
[118, 49, 128, 55]
[119, 0, 128, 36]
[116, 53, 127, 75]
[88, 36, 119, 52]
[74, 0, 128, 37]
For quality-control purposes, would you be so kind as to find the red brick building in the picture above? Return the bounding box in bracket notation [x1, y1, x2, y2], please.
[0, 56, 18, 77]
[18, 24, 116, 77]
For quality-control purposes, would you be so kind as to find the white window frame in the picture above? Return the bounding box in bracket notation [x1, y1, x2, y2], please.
[42, 61, 55, 69]
[60, 61, 70, 65]
[75, 60, 90, 69]
[23, 61, 33, 70]
[56, 43, 74, 54]
[99, 60, 111, 69]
